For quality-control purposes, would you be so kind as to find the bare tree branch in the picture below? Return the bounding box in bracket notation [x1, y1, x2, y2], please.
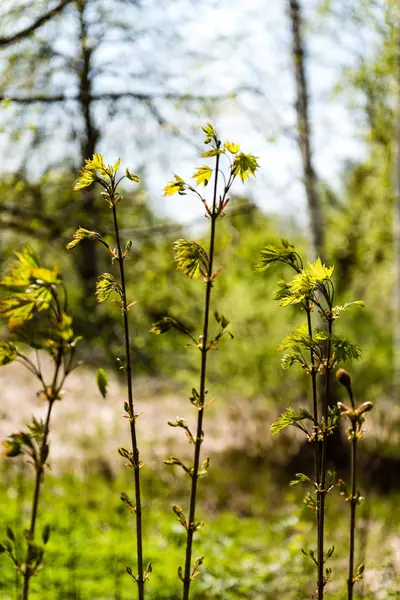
[0, 0, 74, 48]
[0, 89, 253, 104]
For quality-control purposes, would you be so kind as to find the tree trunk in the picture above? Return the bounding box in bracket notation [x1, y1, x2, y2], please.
[393, 17, 400, 400]
[289, 0, 324, 260]
[75, 0, 100, 305]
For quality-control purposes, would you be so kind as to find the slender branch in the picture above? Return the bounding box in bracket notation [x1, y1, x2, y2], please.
[306, 307, 320, 485]
[0, 0, 73, 48]
[347, 420, 357, 600]
[21, 345, 63, 599]
[182, 152, 221, 600]
[111, 200, 144, 599]
[0, 89, 252, 105]
[317, 317, 333, 600]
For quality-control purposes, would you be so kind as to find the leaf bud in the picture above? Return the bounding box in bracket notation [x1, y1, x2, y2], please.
[356, 401, 374, 416]
[336, 368, 352, 390]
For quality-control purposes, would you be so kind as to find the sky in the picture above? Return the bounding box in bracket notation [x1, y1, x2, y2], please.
[141, 0, 368, 232]
[0, 0, 374, 235]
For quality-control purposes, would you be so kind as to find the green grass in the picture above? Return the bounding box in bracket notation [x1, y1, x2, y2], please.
[1, 459, 399, 599]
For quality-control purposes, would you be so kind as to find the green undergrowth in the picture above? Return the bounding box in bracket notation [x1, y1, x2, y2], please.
[0, 460, 399, 600]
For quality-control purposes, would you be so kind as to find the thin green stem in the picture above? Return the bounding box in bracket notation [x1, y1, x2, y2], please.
[305, 308, 320, 499]
[111, 201, 144, 600]
[182, 152, 221, 600]
[21, 291, 65, 599]
[317, 317, 333, 600]
[348, 421, 357, 600]
[21, 400, 55, 599]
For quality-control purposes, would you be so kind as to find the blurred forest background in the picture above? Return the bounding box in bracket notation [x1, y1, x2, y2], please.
[1, 1, 400, 598]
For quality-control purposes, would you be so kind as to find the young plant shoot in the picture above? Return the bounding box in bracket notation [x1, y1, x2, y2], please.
[0, 247, 81, 600]
[152, 123, 259, 600]
[336, 369, 373, 600]
[256, 241, 364, 600]
[67, 155, 150, 599]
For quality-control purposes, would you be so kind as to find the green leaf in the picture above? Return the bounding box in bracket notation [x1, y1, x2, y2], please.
[96, 368, 109, 399]
[355, 563, 365, 577]
[273, 280, 292, 303]
[112, 158, 121, 173]
[151, 316, 194, 340]
[126, 168, 140, 183]
[95, 273, 123, 303]
[256, 242, 301, 273]
[281, 353, 304, 370]
[67, 228, 104, 250]
[174, 240, 209, 279]
[164, 456, 191, 476]
[164, 174, 186, 196]
[192, 165, 213, 187]
[30, 267, 62, 286]
[2, 438, 22, 458]
[231, 153, 259, 182]
[201, 149, 223, 158]
[0, 341, 17, 366]
[224, 141, 240, 154]
[190, 388, 201, 408]
[74, 153, 108, 191]
[278, 324, 311, 352]
[280, 258, 334, 306]
[271, 407, 314, 435]
[202, 122, 217, 142]
[289, 473, 311, 486]
[214, 311, 230, 330]
[0, 246, 41, 288]
[331, 301, 365, 320]
[0, 295, 37, 327]
[301, 547, 318, 565]
[6, 527, 15, 542]
[332, 338, 362, 362]
[306, 258, 334, 282]
[194, 556, 204, 569]
[42, 524, 51, 545]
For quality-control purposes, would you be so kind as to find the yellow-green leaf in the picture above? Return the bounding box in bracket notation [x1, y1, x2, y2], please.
[231, 153, 259, 182]
[74, 153, 108, 191]
[192, 165, 212, 187]
[96, 368, 109, 399]
[201, 149, 223, 158]
[126, 168, 140, 183]
[66, 228, 103, 250]
[202, 123, 217, 139]
[0, 341, 17, 366]
[306, 258, 334, 282]
[224, 141, 240, 154]
[174, 240, 209, 279]
[164, 174, 186, 196]
[96, 273, 122, 303]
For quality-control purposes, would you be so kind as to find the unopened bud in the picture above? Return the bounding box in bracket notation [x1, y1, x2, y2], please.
[356, 401, 374, 416]
[336, 368, 352, 389]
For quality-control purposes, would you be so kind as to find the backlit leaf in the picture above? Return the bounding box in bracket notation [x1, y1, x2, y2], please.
[126, 168, 140, 183]
[192, 165, 212, 187]
[96, 368, 109, 399]
[66, 228, 103, 250]
[164, 174, 186, 196]
[271, 407, 314, 435]
[224, 141, 240, 154]
[0, 341, 17, 366]
[96, 273, 122, 303]
[174, 240, 209, 279]
[231, 153, 259, 182]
